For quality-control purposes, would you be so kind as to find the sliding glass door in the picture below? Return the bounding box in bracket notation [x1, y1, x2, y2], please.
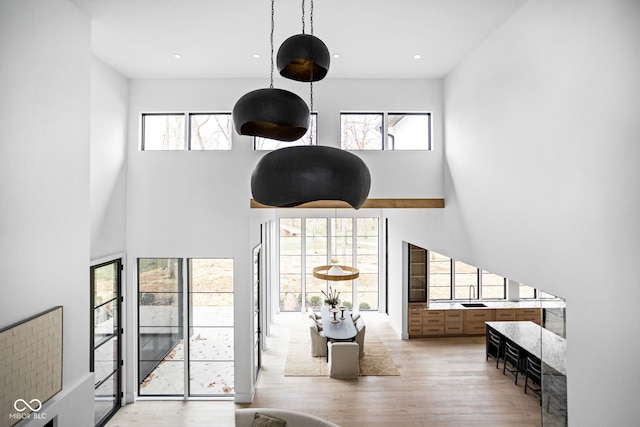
[138, 258, 234, 397]
[188, 259, 234, 396]
[138, 258, 184, 395]
[253, 245, 262, 381]
[91, 259, 122, 426]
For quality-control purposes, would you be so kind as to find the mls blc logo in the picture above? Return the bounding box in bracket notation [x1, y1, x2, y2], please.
[13, 399, 42, 412]
[9, 399, 46, 421]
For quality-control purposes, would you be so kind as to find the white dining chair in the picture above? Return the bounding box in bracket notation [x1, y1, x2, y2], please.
[328, 341, 360, 378]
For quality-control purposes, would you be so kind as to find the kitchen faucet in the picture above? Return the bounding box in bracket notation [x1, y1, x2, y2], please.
[469, 284, 476, 302]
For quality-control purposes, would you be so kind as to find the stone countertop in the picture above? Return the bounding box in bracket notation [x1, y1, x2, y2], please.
[486, 321, 567, 376]
[425, 300, 565, 310]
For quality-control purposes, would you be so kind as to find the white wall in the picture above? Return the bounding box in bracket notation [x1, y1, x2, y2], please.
[383, 209, 448, 335]
[126, 78, 256, 401]
[389, 0, 640, 425]
[90, 57, 128, 260]
[309, 78, 444, 198]
[0, 0, 93, 425]
[125, 77, 443, 402]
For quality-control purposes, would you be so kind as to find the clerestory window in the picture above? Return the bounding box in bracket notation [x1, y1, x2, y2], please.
[141, 113, 232, 150]
[340, 112, 431, 150]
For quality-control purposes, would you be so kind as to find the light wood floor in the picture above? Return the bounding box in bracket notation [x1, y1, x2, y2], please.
[106, 312, 542, 427]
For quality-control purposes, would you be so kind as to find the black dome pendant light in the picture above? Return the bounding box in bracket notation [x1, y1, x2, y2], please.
[233, 88, 309, 141]
[232, 0, 309, 142]
[251, 0, 371, 209]
[277, 0, 330, 82]
[251, 145, 371, 209]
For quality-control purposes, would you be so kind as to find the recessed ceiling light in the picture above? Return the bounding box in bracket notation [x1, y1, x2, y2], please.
[333, 53, 340, 59]
[253, 53, 261, 59]
[413, 54, 422, 60]
[173, 53, 182, 59]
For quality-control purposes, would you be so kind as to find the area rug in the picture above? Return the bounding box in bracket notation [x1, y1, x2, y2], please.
[284, 315, 400, 376]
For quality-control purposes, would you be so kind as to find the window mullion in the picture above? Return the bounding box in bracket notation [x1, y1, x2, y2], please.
[182, 258, 189, 399]
[352, 217, 357, 307]
[301, 219, 306, 312]
[503, 278, 507, 299]
[382, 112, 387, 150]
[327, 218, 332, 294]
[185, 113, 190, 150]
[450, 259, 455, 300]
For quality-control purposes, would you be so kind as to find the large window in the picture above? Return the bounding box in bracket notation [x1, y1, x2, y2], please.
[330, 218, 354, 309]
[137, 258, 234, 398]
[428, 251, 452, 300]
[188, 259, 234, 396]
[341, 112, 431, 150]
[254, 113, 318, 150]
[141, 113, 232, 150]
[355, 218, 379, 310]
[426, 251, 557, 302]
[520, 283, 536, 299]
[305, 218, 328, 309]
[427, 251, 507, 302]
[138, 258, 184, 395]
[279, 216, 379, 311]
[481, 270, 506, 299]
[454, 260, 478, 300]
[91, 259, 122, 427]
[279, 219, 302, 311]
[519, 283, 559, 300]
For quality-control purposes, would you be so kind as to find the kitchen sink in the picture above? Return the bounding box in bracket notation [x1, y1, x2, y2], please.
[460, 303, 487, 308]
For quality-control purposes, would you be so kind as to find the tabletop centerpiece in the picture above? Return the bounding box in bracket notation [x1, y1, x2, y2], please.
[321, 286, 341, 309]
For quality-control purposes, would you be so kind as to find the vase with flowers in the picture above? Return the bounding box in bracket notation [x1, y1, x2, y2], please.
[321, 286, 340, 309]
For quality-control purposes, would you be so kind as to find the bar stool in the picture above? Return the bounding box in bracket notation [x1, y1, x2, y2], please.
[486, 330, 502, 369]
[502, 341, 521, 385]
[524, 356, 542, 404]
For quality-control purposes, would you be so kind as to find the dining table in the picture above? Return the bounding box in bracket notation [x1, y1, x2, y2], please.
[320, 305, 357, 360]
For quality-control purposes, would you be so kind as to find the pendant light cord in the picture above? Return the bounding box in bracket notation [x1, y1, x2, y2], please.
[302, 0, 306, 34]
[310, 0, 314, 35]
[270, 0, 275, 89]
[309, 0, 314, 144]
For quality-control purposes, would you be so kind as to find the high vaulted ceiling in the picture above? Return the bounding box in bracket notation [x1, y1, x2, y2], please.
[71, 0, 528, 80]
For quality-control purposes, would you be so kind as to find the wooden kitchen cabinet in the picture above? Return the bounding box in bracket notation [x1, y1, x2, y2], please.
[407, 306, 542, 337]
[463, 309, 495, 335]
[423, 310, 444, 325]
[408, 244, 427, 302]
[423, 325, 446, 335]
[444, 310, 464, 335]
[515, 308, 541, 324]
[408, 325, 423, 336]
[422, 310, 445, 335]
[463, 309, 495, 322]
[495, 308, 515, 321]
[407, 302, 427, 337]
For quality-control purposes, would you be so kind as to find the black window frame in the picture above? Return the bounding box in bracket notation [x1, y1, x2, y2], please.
[387, 112, 432, 150]
[340, 112, 384, 150]
[141, 112, 233, 151]
[90, 258, 123, 427]
[187, 112, 233, 150]
[340, 111, 432, 151]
